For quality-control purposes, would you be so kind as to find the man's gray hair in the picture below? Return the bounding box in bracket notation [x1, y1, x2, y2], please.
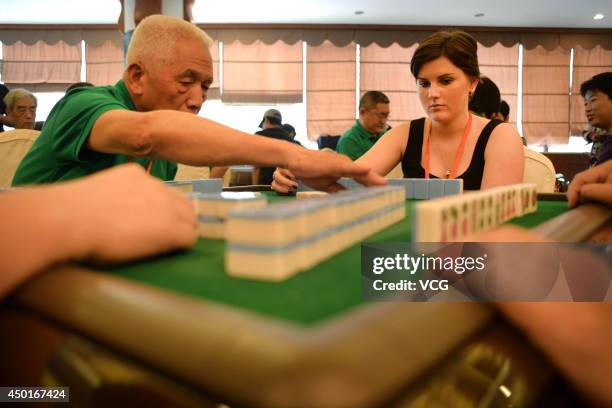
[4, 88, 37, 110]
[126, 15, 213, 70]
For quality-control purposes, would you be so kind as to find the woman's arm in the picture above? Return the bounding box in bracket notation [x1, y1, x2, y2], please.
[357, 122, 411, 176]
[480, 123, 525, 189]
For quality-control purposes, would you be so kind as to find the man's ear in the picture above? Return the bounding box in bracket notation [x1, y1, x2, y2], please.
[125, 63, 146, 96]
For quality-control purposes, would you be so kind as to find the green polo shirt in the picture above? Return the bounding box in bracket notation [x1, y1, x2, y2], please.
[12, 80, 177, 186]
[336, 120, 385, 161]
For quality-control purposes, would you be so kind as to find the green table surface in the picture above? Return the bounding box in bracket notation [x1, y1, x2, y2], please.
[107, 195, 569, 326]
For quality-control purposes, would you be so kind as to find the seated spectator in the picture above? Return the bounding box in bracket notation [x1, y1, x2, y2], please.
[468, 76, 500, 119]
[337, 91, 390, 160]
[2, 88, 37, 130]
[583, 125, 608, 166]
[580, 72, 612, 165]
[498, 99, 510, 122]
[282, 123, 301, 146]
[0, 83, 10, 132]
[281, 123, 296, 138]
[253, 109, 296, 185]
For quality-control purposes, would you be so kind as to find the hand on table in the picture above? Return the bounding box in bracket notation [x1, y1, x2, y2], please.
[567, 160, 612, 208]
[56, 163, 198, 263]
[1, 164, 198, 298]
[273, 149, 387, 193]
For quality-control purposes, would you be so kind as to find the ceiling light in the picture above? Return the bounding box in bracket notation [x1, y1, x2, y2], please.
[593, 13, 604, 20]
[354, 10, 364, 15]
[474, 13, 485, 18]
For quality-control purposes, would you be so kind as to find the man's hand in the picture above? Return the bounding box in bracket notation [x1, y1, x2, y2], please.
[282, 149, 387, 193]
[58, 164, 198, 263]
[0, 164, 198, 298]
[567, 160, 612, 208]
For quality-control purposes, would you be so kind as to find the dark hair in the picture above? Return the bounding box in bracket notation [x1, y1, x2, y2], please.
[359, 91, 390, 110]
[281, 123, 295, 136]
[268, 116, 282, 126]
[410, 31, 480, 80]
[468, 76, 501, 119]
[580, 72, 612, 99]
[0, 83, 9, 115]
[66, 82, 94, 93]
[499, 100, 510, 119]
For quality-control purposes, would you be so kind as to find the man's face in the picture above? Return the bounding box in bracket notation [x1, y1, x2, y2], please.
[8, 96, 36, 129]
[139, 37, 213, 114]
[584, 89, 612, 132]
[359, 102, 390, 135]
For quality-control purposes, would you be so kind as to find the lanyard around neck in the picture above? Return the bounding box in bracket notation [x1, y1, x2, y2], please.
[424, 114, 473, 179]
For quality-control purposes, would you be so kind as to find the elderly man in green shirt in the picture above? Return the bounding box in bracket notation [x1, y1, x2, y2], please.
[12, 15, 384, 193]
[336, 91, 390, 160]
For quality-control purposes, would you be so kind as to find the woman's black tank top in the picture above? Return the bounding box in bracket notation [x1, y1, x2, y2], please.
[401, 117, 503, 190]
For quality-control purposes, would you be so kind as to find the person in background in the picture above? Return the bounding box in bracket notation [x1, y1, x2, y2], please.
[581, 72, 612, 165]
[498, 100, 510, 122]
[253, 110, 298, 185]
[0, 83, 10, 132]
[256, 109, 292, 143]
[2, 88, 37, 130]
[583, 125, 608, 166]
[282, 123, 301, 146]
[336, 91, 390, 160]
[468, 76, 500, 119]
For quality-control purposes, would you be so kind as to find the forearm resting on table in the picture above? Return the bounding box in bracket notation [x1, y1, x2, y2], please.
[89, 110, 299, 168]
[0, 187, 89, 297]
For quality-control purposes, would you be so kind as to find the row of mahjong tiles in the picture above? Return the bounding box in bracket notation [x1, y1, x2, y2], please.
[182, 180, 537, 280]
[168, 178, 463, 199]
[298, 178, 464, 199]
[182, 177, 463, 241]
[413, 183, 538, 242]
[190, 192, 267, 239]
[186, 180, 535, 243]
[224, 186, 405, 281]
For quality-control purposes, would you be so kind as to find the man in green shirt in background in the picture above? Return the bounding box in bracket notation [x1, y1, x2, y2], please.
[13, 15, 384, 193]
[336, 91, 390, 160]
